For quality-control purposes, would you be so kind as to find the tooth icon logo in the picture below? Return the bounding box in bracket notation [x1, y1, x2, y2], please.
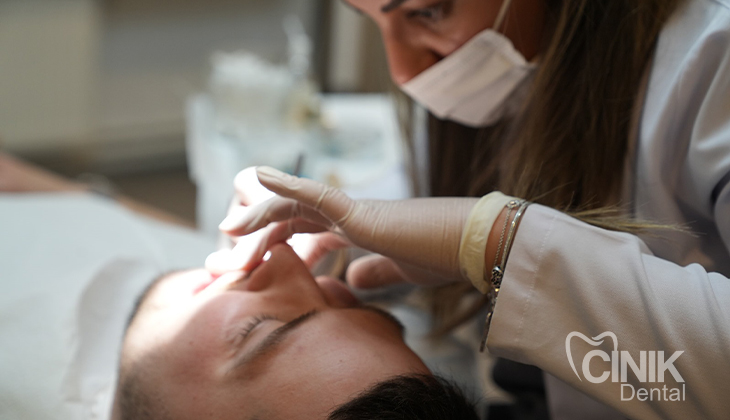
[565, 331, 618, 384]
[565, 331, 687, 401]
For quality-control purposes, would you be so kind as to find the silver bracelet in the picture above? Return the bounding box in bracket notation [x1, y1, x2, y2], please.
[501, 201, 530, 273]
[480, 200, 530, 353]
[486, 200, 521, 288]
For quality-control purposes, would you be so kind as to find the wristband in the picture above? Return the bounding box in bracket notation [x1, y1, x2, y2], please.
[458, 192, 515, 293]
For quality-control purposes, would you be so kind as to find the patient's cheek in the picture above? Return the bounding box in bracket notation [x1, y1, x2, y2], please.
[171, 298, 239, 359]
[154, 269, 214, 304]
[316, 276, 358, 308]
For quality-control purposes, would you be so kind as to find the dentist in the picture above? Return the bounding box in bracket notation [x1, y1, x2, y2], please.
[212, 0, 730, 418]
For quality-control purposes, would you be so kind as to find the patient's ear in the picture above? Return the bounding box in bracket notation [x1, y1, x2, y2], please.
[315, 276, 358, 308]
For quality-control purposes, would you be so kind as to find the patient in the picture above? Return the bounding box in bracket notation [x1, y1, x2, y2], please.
[0, 153, 478, 418]
[112, 242, 480, 420]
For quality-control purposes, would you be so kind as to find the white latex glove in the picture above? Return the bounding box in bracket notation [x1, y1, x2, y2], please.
[205, 167, 339, 275]
[211, 166, 514, 291]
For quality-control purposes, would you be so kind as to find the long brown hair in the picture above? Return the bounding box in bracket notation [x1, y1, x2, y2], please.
[403, 0, 687, 333]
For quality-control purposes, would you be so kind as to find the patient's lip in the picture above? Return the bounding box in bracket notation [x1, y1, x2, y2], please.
[200, 270, 249, 294]
[193, 274, 216, 295]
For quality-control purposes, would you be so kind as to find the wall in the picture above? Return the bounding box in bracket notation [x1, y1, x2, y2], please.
[0, 0, 100, 153]
[0, 0, 388, 173]
[0, 0, 319, 170]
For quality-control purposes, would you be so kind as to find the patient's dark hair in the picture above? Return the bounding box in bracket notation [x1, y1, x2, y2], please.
[328, 374, 480, 420]
[118, 372, 478, 420]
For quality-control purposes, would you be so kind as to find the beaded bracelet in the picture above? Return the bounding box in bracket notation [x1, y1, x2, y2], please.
[480, 200, 530, 352]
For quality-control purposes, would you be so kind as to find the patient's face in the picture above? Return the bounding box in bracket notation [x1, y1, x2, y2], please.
[115, 243, 428, 420]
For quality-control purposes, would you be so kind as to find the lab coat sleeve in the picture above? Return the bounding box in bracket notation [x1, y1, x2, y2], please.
[486, 204, 730, 420]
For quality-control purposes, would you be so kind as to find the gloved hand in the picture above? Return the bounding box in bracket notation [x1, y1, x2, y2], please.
[205, 167, 346, 275]
[209, 166, 515, 291]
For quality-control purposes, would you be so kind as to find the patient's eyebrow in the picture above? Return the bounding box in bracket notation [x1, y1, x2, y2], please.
[229, 310, 321, 376]
[228, 305, 406, 378]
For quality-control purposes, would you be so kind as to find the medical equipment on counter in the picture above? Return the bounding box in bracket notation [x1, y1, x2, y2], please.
[190, 15, 409, 238]
[187, 94, 409, 238]
[207, 16, 320, 172]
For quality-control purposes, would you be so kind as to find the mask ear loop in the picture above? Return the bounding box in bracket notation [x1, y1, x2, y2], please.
[493, 0, 515, 31]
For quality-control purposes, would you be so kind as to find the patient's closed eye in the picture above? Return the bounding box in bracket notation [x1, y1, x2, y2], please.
[239, 315, 279, 341]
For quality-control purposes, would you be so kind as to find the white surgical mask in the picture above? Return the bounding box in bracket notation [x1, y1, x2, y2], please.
[400, 0, 535, 127]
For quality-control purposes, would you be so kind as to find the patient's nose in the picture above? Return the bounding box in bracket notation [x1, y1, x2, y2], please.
[245, 243, 317, 293]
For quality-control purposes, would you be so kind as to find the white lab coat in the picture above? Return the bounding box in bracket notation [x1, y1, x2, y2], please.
[486, 0, 730, 418]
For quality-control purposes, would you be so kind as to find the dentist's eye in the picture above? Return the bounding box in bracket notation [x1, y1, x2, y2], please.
[407, 1, 452, 23]
[239, 315, 279, 339]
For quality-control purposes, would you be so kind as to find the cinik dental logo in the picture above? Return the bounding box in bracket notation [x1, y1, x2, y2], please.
[566, 332, 686, 402]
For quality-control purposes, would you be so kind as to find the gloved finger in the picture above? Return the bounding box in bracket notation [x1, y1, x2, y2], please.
[233, 166, 276, 205]
[217, 197, 243, 250]
[218, 167, 277, 250]
[198, 270, 248, 296]
[206, 225, 273, 274]
[256, 166, 357, 228]
[226, 223, 345, 252]
[347, 254, 456, 289]
[219, 196, 332, 236]
[207, 219, 330, 274]
[346, 254, 411, 290]
[256, 220, 335, 265]
[297, 232, 351, 268]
